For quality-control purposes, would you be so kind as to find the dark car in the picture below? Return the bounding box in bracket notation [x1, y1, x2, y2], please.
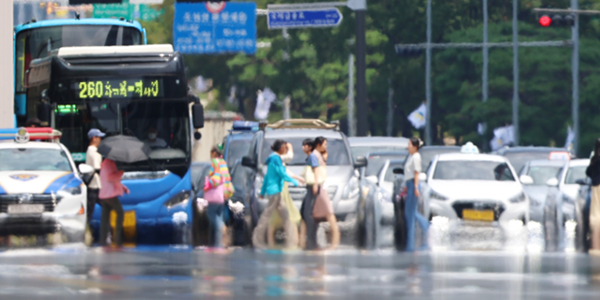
[349, 137, 410, 161]
[418, 146, 461, 172]
[222, 121, 259, 168]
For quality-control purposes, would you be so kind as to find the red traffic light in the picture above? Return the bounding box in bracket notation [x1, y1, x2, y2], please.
[539, 15, 552, 27]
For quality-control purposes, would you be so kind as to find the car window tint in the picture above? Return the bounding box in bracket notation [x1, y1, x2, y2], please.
[433, 161, 515, 181]
[0, 148, 72, 172]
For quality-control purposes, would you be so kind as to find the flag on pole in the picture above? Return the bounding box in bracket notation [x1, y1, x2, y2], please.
[565, 126, 574, 150]
[489, 125, 514, 151]
[254, 88, 276, 121]
[408, 103, 426, 129]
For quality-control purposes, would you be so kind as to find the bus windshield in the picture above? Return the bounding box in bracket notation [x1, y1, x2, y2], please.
[55, 99, 190, 167]
[15, 25, 142, 93]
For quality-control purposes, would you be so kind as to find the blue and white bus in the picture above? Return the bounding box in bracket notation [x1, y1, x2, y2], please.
[26, 45, 205, 245]
[15, 18, 147, 126]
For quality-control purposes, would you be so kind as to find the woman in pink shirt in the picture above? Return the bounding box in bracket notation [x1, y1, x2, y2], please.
[99, 158, 130, 247]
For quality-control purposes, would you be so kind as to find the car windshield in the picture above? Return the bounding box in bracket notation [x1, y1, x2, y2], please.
[384, 162, 405, 182]
[565, 166, 587, 184]
[226, 139, 252, 167]
[351, 146, 407, 160]
[0, 148, 71, 172]
[15, 25, 142, 93]
[433, 161, 515, 181]
[262, 137, 350, 166]
[504, 151, 555, 174]
[526, 166, 562, 185]
[366, 154, 407, 177]
[420, 148, 461, 171]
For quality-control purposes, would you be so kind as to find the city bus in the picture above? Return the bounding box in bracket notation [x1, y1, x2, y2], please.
[15, 18, 147, 126]
[26, 45, 205, 245]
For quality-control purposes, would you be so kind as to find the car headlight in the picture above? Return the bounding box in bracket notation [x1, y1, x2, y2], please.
[509, 192, 527, 203]
[429, 189, 447, 201]
[342, 176, 360, 199]
[164, 191, 191, 208]
[58, 186, 82, 196]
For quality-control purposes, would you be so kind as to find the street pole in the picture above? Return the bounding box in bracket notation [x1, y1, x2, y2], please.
[355, 6, 368, 136]
[425, 0, 432, 145]
[387, 78, 394, 136]
[512, 0, 519, 145]
[482, 0, 488, 105]
[571, 0, 579, 154]
[348, 53, 356, 137]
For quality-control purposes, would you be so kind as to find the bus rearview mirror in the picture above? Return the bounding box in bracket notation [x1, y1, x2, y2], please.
[192, 103, 204, 129]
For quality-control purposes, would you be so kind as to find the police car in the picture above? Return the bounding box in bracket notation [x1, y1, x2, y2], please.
[422, 142, 529, 249]
[0, 128, 95, 243]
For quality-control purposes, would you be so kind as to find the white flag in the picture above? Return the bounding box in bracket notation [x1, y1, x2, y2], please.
[565, 126, 575, 150]
[489, 125, 514, 151]
[408, 103, 426, 129]
[254, 88, 275, 121]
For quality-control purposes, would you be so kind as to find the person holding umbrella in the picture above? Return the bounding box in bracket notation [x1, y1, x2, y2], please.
[97, 135, 152, 247]
[98, 158, 129, 247]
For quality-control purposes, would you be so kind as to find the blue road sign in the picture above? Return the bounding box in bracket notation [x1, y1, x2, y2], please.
[267, 8, 343, 29]
[173, 2, 256, 54]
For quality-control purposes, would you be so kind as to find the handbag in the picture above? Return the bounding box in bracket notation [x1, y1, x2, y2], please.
[313, 186, 331, 222]
[204, 176, 225, 204]
[302, 165, 326, 186]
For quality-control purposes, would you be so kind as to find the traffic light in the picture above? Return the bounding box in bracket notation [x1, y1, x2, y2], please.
[538, 14, 575, 27]
[395, 46, 423, 57]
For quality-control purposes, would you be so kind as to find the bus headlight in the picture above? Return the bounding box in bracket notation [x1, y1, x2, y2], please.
[164, 191, 191, 208]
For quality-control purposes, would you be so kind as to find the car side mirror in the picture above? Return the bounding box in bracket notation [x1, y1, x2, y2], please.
[520, 175, 534, 185]
[418, 172, 427, 182]
[192, 103, 204, 129]
[546, 177, 559, 187]
[78, 163, 95, 185]
[365, 175, 378, 186]
[241, 156, 257, 169]
[393, 167, 404, 175]
[354, 156, 367, 168]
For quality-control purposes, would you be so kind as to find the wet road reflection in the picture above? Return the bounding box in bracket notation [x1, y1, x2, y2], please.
[0, 246, 600, 298]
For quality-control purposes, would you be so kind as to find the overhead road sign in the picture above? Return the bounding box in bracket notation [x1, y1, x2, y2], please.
[267, 8, 342, 29]
[173, 2, 256, 54]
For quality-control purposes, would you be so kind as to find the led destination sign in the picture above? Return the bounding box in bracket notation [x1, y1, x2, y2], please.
[74, 78, 163, 99]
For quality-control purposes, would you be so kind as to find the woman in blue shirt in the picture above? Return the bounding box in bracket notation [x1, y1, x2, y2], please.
[252, 139, 299, 249]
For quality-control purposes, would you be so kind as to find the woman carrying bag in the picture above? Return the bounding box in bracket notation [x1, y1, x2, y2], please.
[204, 146, 234, 248]
[300, 137, 339, 250]
[252, 140, 299, 249]
[268, 143, 303, 248]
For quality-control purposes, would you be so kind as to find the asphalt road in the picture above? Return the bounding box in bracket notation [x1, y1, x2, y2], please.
[1, 245, 600, 299]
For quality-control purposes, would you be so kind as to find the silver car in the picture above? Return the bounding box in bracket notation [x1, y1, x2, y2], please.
[348, 137, 409, 161]
[543, 159, 589, 251]
[240, 119, 367, 245]
[518, 160, 564, 223]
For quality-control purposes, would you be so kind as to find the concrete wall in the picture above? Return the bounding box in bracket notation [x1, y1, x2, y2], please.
[191, 111, 239, 162]
[0, 1, 13, 128]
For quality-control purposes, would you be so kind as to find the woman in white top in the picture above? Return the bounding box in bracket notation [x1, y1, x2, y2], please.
[403, 137, 429, 251]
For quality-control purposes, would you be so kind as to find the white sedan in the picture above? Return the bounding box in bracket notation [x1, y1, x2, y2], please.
[423, 153, 529, 248]
[0, 128, 95, 243]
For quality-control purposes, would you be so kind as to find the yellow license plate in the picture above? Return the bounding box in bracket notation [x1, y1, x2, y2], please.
[462, 209, 494, 222]
[110, 210, 136, 241]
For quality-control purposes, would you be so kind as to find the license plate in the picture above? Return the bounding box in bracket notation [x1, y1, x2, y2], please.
[462, 209, 494, 222]
[8, 204, 44, 215]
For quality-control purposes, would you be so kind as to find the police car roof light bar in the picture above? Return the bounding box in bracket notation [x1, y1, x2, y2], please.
[232, 121, 259, 131]
[0, 127, 62, 142]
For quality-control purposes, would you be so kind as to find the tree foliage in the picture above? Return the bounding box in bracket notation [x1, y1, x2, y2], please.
[144, 0, 600, 156]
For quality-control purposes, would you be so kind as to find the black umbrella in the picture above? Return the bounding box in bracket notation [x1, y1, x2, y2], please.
[97, 135, 152, 163]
